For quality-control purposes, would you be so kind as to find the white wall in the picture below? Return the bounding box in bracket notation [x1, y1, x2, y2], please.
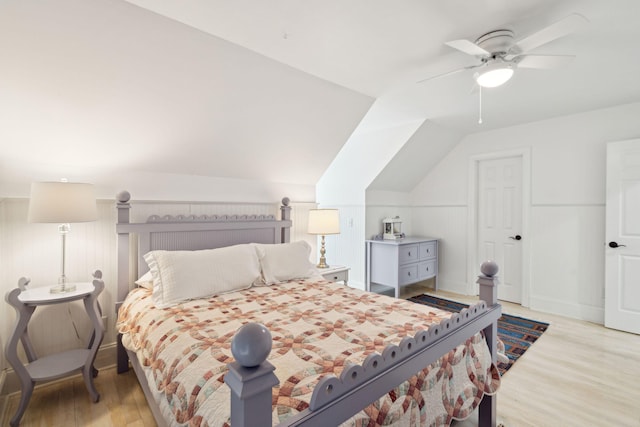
[0, 0, 374, 197]
[317, 114, 424, 289]
[365, 190, 413, 240]
[411, 101, 640, 322]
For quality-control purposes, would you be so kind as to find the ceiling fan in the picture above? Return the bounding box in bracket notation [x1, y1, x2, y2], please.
[418, 13, 589, 88]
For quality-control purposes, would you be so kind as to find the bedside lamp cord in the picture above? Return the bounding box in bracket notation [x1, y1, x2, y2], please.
[68, 306, 81, 340]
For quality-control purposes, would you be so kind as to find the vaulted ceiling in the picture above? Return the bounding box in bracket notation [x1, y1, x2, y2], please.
[124, 0, 640, 131]
[2, 0, 640, 197]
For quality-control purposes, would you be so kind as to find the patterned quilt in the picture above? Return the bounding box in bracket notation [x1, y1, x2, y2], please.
[117, 279, 500, 427]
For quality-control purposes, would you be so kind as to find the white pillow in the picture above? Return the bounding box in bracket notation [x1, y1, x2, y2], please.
[134, 271, 154, 290]
[254, 241, 318, 285]
[144, 244, 261, 308]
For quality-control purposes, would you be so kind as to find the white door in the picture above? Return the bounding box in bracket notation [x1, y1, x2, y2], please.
[478, 156, 523, 303]
[605, 139, 640, 335]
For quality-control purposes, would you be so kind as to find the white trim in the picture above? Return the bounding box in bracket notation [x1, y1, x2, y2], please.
[437, 278, 470, 295]
[529, 295, 604, 324]
[467, 148, 531, 307]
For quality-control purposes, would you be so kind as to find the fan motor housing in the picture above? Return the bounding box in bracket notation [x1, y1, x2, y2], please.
[475, 29, 514, 54]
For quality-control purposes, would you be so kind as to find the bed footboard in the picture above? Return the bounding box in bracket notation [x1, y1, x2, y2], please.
[226, 262, 502, 427]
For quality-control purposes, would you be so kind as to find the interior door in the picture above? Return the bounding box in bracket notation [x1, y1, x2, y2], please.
[605, 139, 640, 334]
[478, 156, 523, 303]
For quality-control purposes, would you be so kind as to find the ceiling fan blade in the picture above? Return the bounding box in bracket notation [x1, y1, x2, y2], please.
[516, 54, 576, 69]
[417, 64, 480, 84]
[445, 39, 491, 56]
[515, 13, 588, 53]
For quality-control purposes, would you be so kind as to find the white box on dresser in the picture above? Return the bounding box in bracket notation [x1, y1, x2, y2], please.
[365, 237, 438, 298]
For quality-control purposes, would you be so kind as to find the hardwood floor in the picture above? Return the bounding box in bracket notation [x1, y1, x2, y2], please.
[406, 285, 640, 427]
[0, 367, 154, 427]
[2, 285, 639, 426]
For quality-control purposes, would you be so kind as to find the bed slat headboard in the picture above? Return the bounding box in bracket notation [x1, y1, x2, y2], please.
[115, 191, 292, 304]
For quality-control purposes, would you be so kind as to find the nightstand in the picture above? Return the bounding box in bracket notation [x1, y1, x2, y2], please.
[365, 237, 438, 298]
[4, 271, 105, 427]
[319, 265, 350, 285]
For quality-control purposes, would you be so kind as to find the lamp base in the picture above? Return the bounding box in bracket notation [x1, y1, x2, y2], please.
[316, 260, 330, 269]
[50, 283, 76, 294]
[316, 235, 330, 269]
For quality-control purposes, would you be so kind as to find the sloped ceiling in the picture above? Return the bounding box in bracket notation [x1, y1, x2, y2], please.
[123, 0, 640, 133]
[2, 0, 640, 196]
[0, 0, 373, 196]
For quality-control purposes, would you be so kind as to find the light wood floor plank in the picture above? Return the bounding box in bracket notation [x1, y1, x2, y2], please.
[421, 288, 640, 427]
[2, 286, 639, 426]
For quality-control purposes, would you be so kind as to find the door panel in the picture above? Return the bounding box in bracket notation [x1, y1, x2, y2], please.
[605, 139, 640, 334]
[478, 157, 523, 303]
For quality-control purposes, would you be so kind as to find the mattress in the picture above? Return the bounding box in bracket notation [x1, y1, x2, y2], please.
[117, 279, 500, 426]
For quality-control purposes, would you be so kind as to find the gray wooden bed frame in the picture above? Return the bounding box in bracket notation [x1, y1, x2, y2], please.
[115, 191, 502, 427]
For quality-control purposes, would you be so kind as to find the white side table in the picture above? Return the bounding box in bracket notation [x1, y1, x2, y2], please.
[319, 265, 350, 285]
[4, 271, 105, 427]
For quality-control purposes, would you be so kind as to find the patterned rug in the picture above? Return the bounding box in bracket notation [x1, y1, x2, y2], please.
[408, 294, 549, 375]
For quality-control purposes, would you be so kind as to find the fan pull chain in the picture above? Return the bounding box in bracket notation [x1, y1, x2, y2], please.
[478, 86, 483, 124]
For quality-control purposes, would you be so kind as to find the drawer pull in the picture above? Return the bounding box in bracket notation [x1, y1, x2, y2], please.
[408, 251, 411, 256]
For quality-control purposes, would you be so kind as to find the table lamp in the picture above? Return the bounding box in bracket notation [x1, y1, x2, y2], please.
[307, 209, 340, 268]
[28, 181, 98, 293]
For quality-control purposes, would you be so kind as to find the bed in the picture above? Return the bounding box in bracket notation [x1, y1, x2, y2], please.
[114, 192, 502, 427]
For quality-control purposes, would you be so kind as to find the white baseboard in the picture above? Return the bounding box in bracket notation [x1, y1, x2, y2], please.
[437, 278, 473, 296]
[349, 280, 365, 291]
[529, 295, 604, 324]
[0, 342, 117, 396]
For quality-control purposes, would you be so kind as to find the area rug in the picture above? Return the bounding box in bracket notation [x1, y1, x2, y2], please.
[408, 294, 549, 375]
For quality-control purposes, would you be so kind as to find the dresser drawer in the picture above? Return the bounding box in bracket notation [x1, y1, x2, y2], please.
[320, 266, 349, 284]
[418, 259, 437, 280]
[399, 265, 419, 285]
[419, 241, 437, 260]
[398, 244, 418, 265]
[322, 269, 348, 283]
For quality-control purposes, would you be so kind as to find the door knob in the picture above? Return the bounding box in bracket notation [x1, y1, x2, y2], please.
[509, 235, 522, 241]
[609, 241, 626, 248]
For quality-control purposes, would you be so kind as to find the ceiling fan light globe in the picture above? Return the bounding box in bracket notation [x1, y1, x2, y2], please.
[475, 65, 514, 88]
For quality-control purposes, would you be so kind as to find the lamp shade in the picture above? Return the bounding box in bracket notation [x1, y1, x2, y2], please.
[28, 182, 98, 223]
[308, 209, 340, 235]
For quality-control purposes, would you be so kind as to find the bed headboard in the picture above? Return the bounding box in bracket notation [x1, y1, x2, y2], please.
[115, 191, 292, 304]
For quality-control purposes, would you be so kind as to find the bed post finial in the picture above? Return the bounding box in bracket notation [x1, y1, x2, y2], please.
[116, 191, 132, 373]
[280, 197, 291, 243]
[225, 323, 279, 427]
[280, 197, 291, 221]
[477, 261, 499, 427]
[116, 190, 131, 204]
[116, 191, 131, 225]
[477, 261, 499, 307]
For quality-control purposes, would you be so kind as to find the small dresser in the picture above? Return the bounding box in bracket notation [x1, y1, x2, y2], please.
[365, 237, 438, 298]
